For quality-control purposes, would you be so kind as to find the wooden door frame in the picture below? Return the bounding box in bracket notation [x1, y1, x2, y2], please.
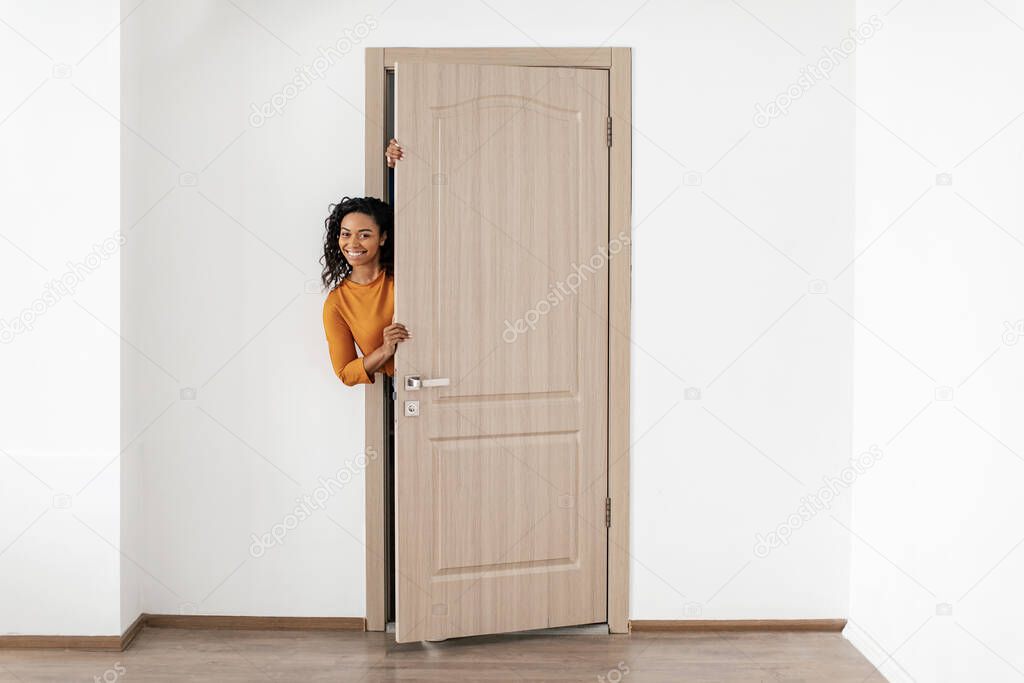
[362, 46, 631, 635]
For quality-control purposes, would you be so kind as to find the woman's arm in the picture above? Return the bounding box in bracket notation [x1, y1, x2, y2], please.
[323, 297, 374, 386]
[323, 298, 411, 386]
[361, 321, 412, 376]
[359, 339, 393, 378]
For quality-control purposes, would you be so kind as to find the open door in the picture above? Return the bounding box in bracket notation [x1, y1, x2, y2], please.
[393, 60, 610, 643]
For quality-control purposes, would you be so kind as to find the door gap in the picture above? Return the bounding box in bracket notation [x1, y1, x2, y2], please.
[384, 67, 397, 625]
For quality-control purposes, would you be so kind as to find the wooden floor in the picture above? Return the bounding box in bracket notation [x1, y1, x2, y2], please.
[0, 627, 885, 682]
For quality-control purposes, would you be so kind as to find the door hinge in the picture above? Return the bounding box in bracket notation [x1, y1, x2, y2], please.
[606, 116, 612, 147]
[605, 497, 612, 527]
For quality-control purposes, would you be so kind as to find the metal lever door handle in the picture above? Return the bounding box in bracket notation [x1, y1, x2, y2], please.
[405, 375, 450, 391]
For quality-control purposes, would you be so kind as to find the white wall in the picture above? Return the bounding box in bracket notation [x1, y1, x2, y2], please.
[2, 0, 859, 635]
[0, 0, 122, 635]
[845, 0, 1024, 680]
[119, 0, 373, 620]
[627, 1, 858, 620]
[118, 0, 858, 625]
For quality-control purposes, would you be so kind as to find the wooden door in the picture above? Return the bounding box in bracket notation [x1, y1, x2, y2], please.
[394, 61, 609, 643]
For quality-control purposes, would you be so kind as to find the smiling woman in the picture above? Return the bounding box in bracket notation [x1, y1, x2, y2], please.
[320, 194, 411, 387]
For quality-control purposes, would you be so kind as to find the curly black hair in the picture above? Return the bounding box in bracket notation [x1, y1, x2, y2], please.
[320, 196, 393, 291]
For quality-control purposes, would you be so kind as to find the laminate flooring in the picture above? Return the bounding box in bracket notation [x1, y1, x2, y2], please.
[0, 627, 885, 682]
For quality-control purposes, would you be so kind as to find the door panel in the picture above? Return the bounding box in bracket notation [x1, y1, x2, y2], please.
[394, 61, 609, 643]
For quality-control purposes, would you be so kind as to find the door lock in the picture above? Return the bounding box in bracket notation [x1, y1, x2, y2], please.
[404, 400, 420, 417]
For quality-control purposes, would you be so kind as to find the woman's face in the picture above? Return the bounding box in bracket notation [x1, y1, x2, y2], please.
[338, 212, 386, 268]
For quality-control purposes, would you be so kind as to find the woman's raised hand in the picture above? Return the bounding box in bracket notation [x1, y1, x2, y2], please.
[385, 138, 404, 168]
[382, 321, 411, 354]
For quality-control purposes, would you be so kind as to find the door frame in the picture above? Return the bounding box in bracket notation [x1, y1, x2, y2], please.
[362, 46, 632, 635]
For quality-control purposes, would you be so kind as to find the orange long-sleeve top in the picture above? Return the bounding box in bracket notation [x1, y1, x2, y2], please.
[322, 269, 395, 386]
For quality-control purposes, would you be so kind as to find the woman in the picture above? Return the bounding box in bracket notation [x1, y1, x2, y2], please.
[320, 139, 409, 386]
